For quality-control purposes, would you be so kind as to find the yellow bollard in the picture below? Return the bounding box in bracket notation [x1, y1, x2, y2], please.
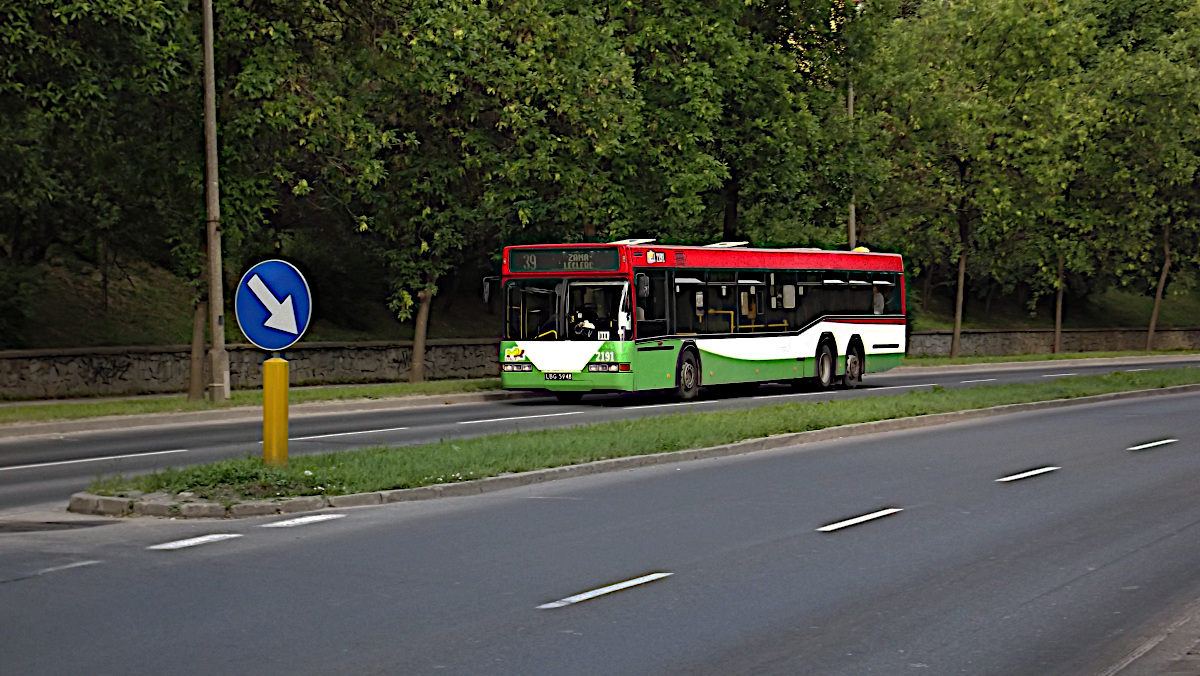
[263, 357, 289, 467]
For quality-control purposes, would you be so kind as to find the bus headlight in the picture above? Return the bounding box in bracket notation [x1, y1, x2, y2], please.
[502, 363, 534, 372]
[587, 363, 622, 373]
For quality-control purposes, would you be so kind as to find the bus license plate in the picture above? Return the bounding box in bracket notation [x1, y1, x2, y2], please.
[544, 373, 573, 381]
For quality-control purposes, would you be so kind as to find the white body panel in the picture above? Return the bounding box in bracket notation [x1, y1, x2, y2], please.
[694, 320, 904, 362]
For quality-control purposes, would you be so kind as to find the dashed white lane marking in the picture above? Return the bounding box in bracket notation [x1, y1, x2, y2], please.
[291, 427, 408, 441]
[148, 534, 243, 550]
[260, 514, 345, 528]
[817, 508, 903, 532]
[960, 378, 997, 384]
[996, 466, 1061, 482]
[1127, 439, 1178, 451]
[0, 449, 188, 472]
[1124, 368, 1151, 372]
[459, 412, 582, 425]
[1041, 373, 1077, 378]
[866, 383, 936, 391]
[625, 400, 713, 409]
[33, 560, 102, 576]
[538, 572, 673, 609]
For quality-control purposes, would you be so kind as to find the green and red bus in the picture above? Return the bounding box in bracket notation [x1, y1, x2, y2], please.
[499, 240, 905, 402]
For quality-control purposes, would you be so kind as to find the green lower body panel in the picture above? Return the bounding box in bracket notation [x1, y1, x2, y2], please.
[865, 352, 903, 373]
[501, 370, 636, 392]
[694, 350, 809, 385]
[498, 341, 905, 394]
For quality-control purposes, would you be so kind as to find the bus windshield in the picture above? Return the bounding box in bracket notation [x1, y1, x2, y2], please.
[505, 278, 631, 341]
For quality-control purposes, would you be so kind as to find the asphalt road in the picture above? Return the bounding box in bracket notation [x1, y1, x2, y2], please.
[1, 356, 1199, 512]
[2, 388, 1200, 674]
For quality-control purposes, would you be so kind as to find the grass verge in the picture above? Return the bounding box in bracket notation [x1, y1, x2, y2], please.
[89, 367, 1200, 503]
[0, 378, 502, 426]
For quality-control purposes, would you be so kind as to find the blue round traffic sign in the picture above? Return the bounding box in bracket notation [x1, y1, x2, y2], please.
[234, 259, 312, 351]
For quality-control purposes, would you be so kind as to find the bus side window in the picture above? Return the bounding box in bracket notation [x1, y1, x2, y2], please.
[672, 269, 707, 334]
[758, 271, 793, 332]
[706, 270, 737, 334]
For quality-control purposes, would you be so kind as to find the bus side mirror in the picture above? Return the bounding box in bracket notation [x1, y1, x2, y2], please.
[635, 273, 650, 299]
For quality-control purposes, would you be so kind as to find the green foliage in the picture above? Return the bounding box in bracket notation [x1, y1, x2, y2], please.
[5, 0, 1200, 349]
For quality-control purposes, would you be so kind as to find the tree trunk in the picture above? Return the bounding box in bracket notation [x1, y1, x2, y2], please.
[922, 268, 933, 312]
[100, 232, 110, 313]
[951, 251, 966, 358]
[1147, 222, 1172, 351]
[410, 282, 434, 383]
[188, 300, 208, 402]
[722, 169, 740, 241]
[1054, 252, 1064, 354]
[583, 221, 597, 242]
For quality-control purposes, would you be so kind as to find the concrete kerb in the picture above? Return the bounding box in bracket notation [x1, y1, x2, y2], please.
[66, 382, 1200, 519]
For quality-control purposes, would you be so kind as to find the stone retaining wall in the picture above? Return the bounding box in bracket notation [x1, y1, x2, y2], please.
[3, 328, 1198, 398]
[0, 339, 501, 399]
[906, 327, 1200, 357]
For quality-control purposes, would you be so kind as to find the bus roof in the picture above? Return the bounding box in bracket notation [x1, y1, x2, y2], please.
[502, 242, 903, 275]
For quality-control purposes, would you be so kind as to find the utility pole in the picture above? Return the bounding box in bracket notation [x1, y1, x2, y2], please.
[202, 0, 230, 402]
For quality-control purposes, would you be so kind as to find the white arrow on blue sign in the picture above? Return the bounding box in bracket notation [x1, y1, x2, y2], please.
[234, 259, 312, 351]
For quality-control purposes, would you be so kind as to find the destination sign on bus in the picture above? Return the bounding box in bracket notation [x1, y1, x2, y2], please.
[509, 247, 620, 273]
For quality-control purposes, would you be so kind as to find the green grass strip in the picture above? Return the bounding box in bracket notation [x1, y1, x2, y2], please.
[89, 367, 1200, 502]
[0, 378, 501, 425]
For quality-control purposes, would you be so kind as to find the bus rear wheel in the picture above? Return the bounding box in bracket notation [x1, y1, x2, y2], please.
[842, 346, 863, 389]
[815, 344, 836, 389]
[555, 392, 584, 404]
[676, 350, 700, 401]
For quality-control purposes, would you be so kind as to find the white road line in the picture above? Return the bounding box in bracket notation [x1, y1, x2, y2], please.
[260, 514, 345, 528]
[148, 534, 243, 551]
[625, 401, 705, 409]
[817, 508, 903, 532]
[867, 383, 936, 391]
[960, 378, 997, 384]
[1041, 373, 1077, 378]
[996, 466, 1061, 482]
[537, 572, 673, 609]
[0, 449, 188, 472]
[753, 391, 828, 400]
[459, 412, 582, 425]
[33, 560, 102, 576]
[1124, 368, 1151, 372]
[291, 427, 408, 441]
[1127, 439, 1178, 451]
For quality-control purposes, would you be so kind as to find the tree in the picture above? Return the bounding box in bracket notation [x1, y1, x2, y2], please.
[871, 0, 1099, 356]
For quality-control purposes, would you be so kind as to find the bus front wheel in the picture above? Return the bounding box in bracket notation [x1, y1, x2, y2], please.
[676, 350, 700, 401]
[815, 344, 836, 389]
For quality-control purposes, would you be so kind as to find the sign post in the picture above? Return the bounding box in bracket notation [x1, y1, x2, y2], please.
[234, 260, 312, 467]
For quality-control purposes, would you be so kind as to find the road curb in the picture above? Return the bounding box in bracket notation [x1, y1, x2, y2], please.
[66, 382, 1200, 519]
